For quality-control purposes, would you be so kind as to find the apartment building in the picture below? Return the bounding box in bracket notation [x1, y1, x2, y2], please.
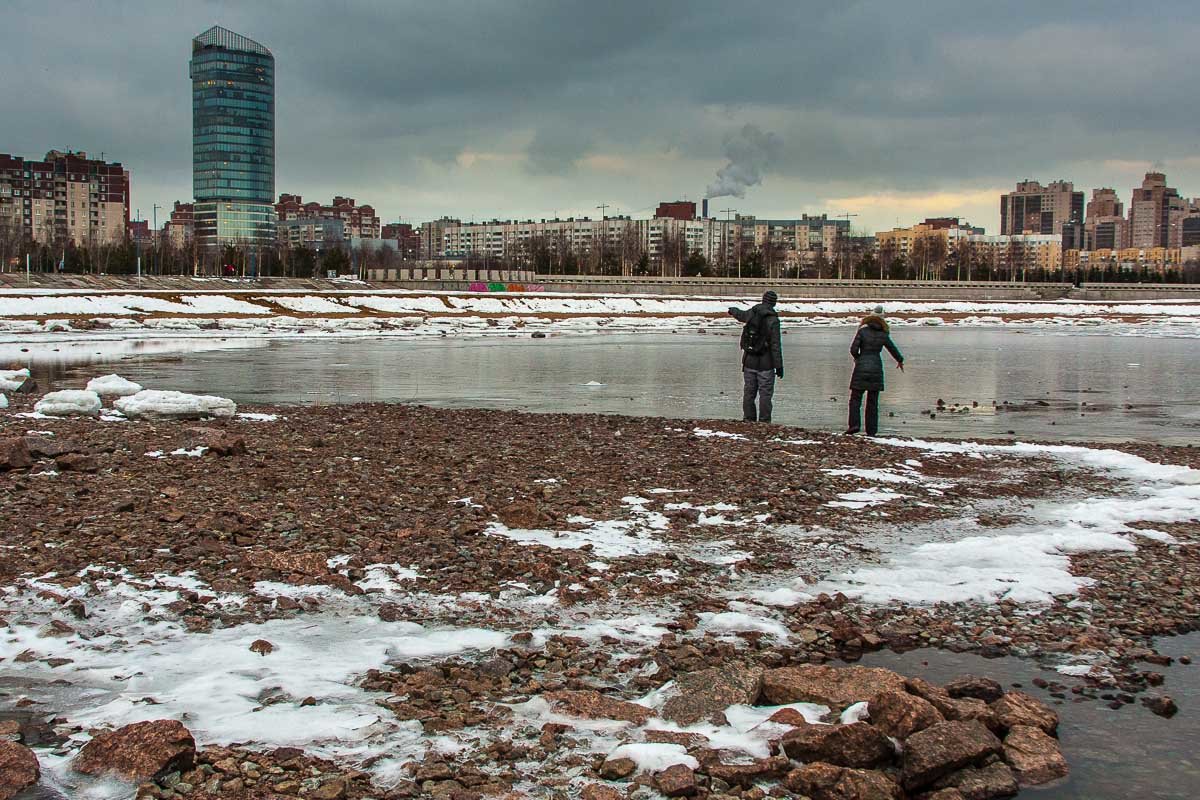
[381, 222, 420, 259]
[1128, 172, 1182, 248]
[419, 217, 460, 260]
[964, 234, 1062, 274]
[1000, 180, 1083, 235]
[730, 214, 850, 269]
[275, 194, 380, 239]
[162, 201, 195, 248]
[875, 218, 980, 258]
[0, 150, 130, 245]
[277, 217, 344, 250]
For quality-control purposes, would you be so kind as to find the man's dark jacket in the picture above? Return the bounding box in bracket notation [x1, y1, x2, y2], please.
[731, 303, 783, 372]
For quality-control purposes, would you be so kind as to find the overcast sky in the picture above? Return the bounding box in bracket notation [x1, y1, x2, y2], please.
[5, 0, 1198, 234]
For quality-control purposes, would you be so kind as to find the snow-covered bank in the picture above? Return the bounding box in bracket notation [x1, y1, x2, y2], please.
[1, 289, 1200, 342]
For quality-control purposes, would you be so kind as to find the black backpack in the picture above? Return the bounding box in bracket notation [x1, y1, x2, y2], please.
[740, 309, 771, 355]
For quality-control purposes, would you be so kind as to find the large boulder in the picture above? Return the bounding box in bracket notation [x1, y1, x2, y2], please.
[0, 740, 40, 800]
[781, 722, 894, 769]
[900, 720, 1002, 791]
[71, 719, 195, 781]
[661, 663, 763, 726]
[944, 677, 1004, 704]
[34, 389, 101, 418]
[761, 665, 906, 708]
[114, 389, 236, 420]
[655, 764, 699, 797]
[1002, 725, 1068, 786]
[990, 691, 1058, 735]
[869, 690, 943, 740]
[0, 438, 33, 471]
[944, 697, 1001, 732]
[784, 763, 901, 800]
[931, 761, 1018, 800]
[543, 690, 652, 725]
[703, 754, 790, 787]
[904, 677, 958, 718]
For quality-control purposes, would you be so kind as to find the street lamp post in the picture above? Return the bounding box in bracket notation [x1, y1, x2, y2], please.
[152, 203, 161, 275]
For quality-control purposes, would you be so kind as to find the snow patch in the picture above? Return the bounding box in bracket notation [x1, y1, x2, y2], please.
[85, 374, 143, 397]
[34, 389, 102, 417]
[115, 389, 236, 420]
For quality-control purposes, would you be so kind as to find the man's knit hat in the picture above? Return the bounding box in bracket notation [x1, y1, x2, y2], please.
[763, 291, 779, 305]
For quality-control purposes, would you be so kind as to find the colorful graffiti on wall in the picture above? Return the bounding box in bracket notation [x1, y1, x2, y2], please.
[468, 282, 546, 292]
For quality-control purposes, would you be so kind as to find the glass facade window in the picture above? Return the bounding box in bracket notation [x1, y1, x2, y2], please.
[189, 26, 275, 251]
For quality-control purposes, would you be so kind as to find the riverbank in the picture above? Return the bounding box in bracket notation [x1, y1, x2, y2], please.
[2, 285, 1200, 342]
[1, 397, 1197, 798]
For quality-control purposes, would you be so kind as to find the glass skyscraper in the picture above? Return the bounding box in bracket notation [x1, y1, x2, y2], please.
[189, 26, 275, 260]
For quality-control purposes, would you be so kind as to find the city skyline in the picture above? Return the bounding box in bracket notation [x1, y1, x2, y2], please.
[4, 0, 1200, 234]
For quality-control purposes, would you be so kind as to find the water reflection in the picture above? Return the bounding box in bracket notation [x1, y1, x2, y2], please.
[7, 329, 1199, 444]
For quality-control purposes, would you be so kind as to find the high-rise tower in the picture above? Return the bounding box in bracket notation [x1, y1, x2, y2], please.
[189, 26, 275, 265]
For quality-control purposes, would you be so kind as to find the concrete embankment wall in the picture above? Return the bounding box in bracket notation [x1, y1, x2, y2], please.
[1072, 283, 1200, 301]
[3, 272, 1200, 302]
[527, 278, 1071, 300]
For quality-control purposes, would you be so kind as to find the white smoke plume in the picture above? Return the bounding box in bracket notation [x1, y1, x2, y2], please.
[705, 123, 780, 199]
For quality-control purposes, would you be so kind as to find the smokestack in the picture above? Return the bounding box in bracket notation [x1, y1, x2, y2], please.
[702, 199, 709, 219]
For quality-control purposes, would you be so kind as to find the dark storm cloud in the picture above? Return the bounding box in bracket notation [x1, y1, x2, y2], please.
[2, 0, 1197, 227]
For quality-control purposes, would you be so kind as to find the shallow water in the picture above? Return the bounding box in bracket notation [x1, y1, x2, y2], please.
[11, 327, 1199, 444]
[861, 633, 1200, 799]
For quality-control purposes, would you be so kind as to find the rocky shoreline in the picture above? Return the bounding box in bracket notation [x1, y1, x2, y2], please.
[0, 397, 1197, 799]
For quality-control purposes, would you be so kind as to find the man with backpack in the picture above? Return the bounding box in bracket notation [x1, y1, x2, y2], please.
[728, 290, 784, 422]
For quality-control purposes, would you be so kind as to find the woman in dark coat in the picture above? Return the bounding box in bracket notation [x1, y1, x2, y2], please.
[846, 309, 904, 435]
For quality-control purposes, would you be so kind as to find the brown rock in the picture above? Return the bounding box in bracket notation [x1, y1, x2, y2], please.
[22, 436, 74, 459]
[245, 550, 330, 577]
[581, 784, 623, 800]
[0, 720, 19, 741]
[55, 452, 99, 472]
[781, 722, 894, 768]
[990, 691, 1057, 734]
[0, 740, 40, 800]
[0, 438, 33, 471]
[869, 690, 943, 740]
[784, 763, 900, 800]
[544, 690, 652, 725]
[944, 677, 1004, 704]
[249, 639, 275, 656]
[655, 764, 698, 797]
[945, 698, 1001, 732]
[761, 665, 907, 708]
[1142, 695, 1179, 718]
[311, 778, 348, 799]
[704, 755, 790, 786]
[1002, 725, 1068, 787]
[498, 499, 540, 528]
[660, 663, 763, 726]
[599, 756, 637, 780]
[767, 707, 814, 727]
[932, 761, 1018, 800]
[72, 719, 195, 781]
[207, 433, 247, 456]
[904, 677, 958, 719]
[900, 720, 1002, 791]
[924, 791, 966, 800]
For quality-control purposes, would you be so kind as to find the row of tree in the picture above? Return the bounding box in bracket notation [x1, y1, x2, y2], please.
[4, 218, 1200, 283]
